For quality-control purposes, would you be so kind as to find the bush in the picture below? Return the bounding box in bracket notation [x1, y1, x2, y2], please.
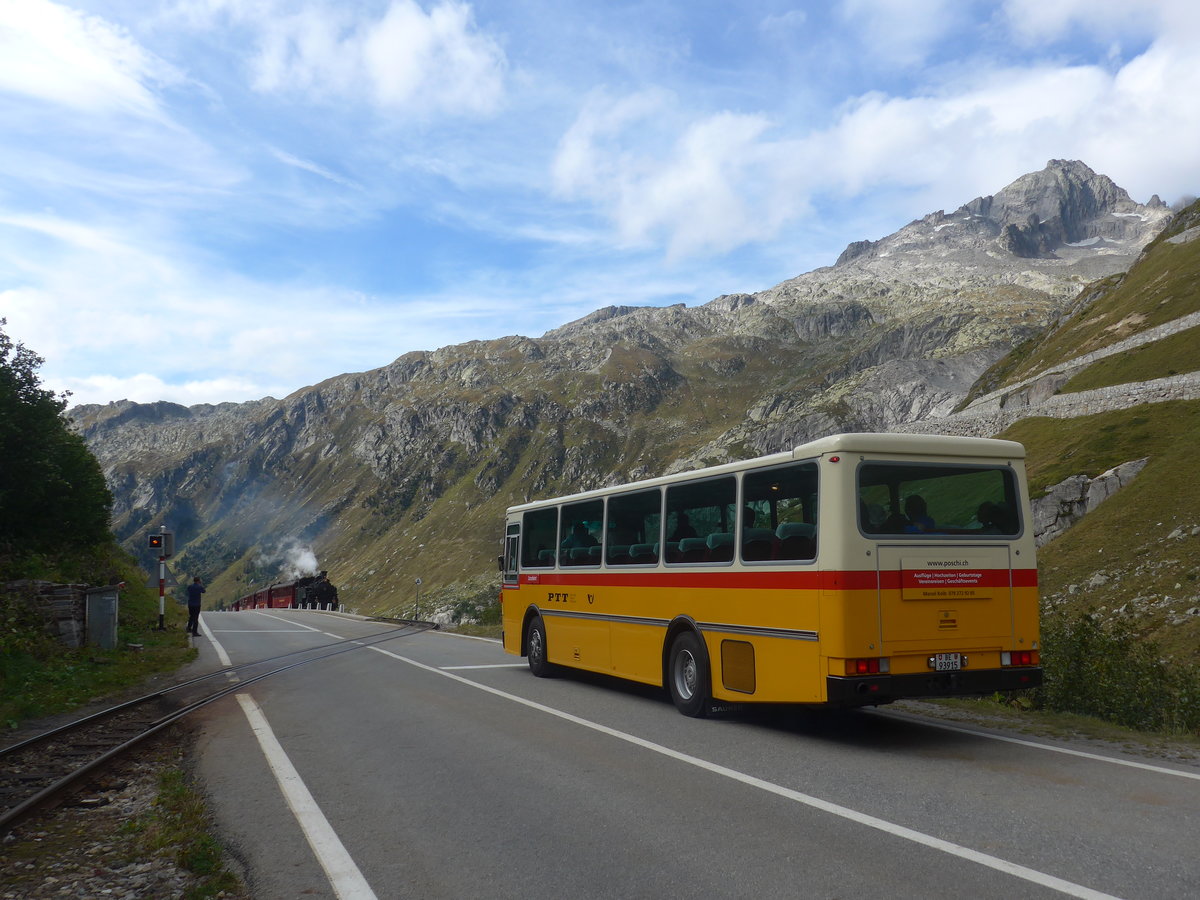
[447, 575, 502, 626]
[1034, 611, 1200, 735]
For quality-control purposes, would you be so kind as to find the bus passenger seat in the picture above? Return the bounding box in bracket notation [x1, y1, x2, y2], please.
[678, 537, 708, 562]
[742, 527, 777, 561]
[776, 522, 816, 560]
[706, 532, 734, 562]
[607, 545, 632, 565]
[630, 543, 657, 563]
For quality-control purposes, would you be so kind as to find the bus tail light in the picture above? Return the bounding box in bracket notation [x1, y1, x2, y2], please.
[845, 658, 890, 676]
[1001, 650, 1040, 666]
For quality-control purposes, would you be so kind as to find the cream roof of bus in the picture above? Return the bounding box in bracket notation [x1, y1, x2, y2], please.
[801, 432, 1025, 459]
[505, 432, 1025, 515]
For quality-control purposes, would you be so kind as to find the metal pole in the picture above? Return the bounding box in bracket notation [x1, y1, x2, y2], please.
[157, 555, 165, 630]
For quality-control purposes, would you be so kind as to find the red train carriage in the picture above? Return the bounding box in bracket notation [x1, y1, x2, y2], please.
[234, 572, 339, 612]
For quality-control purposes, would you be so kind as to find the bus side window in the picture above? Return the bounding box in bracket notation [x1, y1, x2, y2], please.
[664, 476, 735, 565]
[742, 462, 818, 561]
[607, 489, 662, 566]
[521, 507, 558, 568]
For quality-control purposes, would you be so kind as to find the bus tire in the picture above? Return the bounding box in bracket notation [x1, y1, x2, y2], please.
[667, 631, 710, 717]
[527, 616, 554, 678]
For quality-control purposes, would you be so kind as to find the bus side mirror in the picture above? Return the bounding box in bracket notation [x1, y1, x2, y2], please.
[497, 555, 504, 571]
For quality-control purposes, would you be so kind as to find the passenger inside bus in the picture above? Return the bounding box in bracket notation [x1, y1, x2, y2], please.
[669, 513, 697, 540]
[562, 523, 598, 549]
[903, 495, 935, 533]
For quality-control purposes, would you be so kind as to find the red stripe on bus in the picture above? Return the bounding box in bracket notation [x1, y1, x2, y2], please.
[1013, 568, 1039, 587]
[517, 569, 1038, 591]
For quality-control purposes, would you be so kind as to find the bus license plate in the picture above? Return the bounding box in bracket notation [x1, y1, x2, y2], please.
[933, 653, 962, 671]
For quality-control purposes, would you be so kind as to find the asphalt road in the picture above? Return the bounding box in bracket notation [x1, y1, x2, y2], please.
[190, 610, 1200, 899]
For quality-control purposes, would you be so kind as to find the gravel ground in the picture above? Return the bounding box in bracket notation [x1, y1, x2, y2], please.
[0, 728, 249, 899]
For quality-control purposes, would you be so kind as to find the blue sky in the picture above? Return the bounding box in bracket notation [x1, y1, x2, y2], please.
[2, 0, 1198, 407]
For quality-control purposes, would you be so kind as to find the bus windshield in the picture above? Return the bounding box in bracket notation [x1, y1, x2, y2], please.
[857, 462, 1020, 536]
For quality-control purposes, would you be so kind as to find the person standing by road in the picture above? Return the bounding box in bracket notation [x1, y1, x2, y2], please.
[186, 577, 205, 636]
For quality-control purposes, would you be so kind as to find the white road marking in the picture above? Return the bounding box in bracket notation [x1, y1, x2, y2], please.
[440, 663, 528, 670]
[434, 631, 503, 644]
[258, 612, 325, 631]
[236, 694, 377, 900]
[199, 618, 234, 670]
[369, 645, 1121, 900]
[873, 709, 1200, 782]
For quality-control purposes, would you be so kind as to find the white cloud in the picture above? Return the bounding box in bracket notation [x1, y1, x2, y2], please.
[548, 10, 1200, 260]
[58, 371, 276, 408]
[269, 147, 361, 189]
[759, 9, 807, 36]
[1, 206, 648, 407]
[219, 0, 506, 117]
[4, 1, 1200, 411]
[0, 0, 177, 118]
[838, 0, 967, 68]
[1000, 0, 1197, 45]
[553, 91, 793, 258]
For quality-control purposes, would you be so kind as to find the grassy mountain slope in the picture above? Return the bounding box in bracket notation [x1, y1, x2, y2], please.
[961, 203, 1200, 672]
[1003, 402, 1200, 663]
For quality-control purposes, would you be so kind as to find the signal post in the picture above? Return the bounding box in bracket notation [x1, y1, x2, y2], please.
[148, 527, 175, 630]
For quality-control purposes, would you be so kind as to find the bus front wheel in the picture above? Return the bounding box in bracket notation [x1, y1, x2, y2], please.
[527, 616, 554, 677]
[668, 632, 710, 717]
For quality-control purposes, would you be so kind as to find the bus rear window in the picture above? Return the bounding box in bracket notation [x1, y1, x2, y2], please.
[858, 463, 1020, 536]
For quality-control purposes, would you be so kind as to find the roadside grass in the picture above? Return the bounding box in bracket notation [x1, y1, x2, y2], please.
[917, 696, 1200, 759]
[124, 762, 244, 899]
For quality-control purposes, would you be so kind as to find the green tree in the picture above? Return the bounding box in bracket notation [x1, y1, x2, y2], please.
[0, 319, 113, 574]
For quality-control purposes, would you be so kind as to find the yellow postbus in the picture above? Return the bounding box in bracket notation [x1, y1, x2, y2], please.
[499, 433, 1041, 717]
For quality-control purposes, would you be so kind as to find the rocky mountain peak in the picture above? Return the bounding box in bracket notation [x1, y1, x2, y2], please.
[835, 159, 1170, 266]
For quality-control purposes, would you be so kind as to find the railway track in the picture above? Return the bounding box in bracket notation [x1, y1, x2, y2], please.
[0, 622, 434, 835]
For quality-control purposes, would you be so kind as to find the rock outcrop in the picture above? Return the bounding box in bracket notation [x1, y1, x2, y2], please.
[1032, 459, 1150, 547]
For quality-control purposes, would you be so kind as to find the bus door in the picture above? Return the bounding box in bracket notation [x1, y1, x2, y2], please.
[875, 544, 1014, 651]
[502, 524, 520, 586]
[501, 523, 520, 653]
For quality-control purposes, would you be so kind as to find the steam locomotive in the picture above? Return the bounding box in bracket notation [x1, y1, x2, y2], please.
[232, 571, 339, 611]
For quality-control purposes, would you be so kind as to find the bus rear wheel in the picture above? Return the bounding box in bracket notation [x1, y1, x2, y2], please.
[527, 616, 554, 677]
[668, 632, 710, 717]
